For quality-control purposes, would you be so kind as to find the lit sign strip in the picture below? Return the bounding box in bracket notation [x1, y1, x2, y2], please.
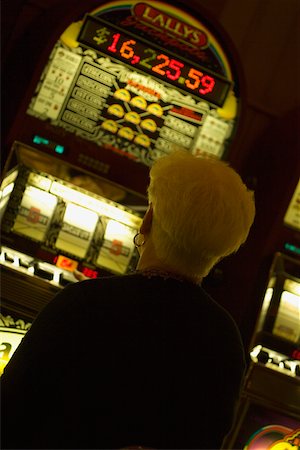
[50, 181, 142, 228]
[78, 15, 232, 107]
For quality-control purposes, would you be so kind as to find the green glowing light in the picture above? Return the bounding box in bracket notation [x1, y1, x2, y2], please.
[55, 145, 65, 154]
[284, 243, 300, 255]
[33, 135, 49, 145]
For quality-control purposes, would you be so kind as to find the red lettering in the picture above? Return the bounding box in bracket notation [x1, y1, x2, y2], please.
[110, 239, 123, 255]
[132, 3, 208, 48]
[27, 207, 41, 223]
[292, 349, 300, 360]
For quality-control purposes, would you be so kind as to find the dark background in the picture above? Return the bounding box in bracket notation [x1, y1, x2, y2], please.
[1, 0, 300, 347]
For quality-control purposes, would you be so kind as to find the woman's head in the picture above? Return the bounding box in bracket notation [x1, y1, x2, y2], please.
[147, 150, 255, 278]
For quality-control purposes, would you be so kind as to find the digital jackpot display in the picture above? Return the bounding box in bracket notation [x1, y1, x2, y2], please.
[78, 16, 231, 108]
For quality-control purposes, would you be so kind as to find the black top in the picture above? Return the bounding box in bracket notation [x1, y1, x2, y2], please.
[1, 273, 245, 449]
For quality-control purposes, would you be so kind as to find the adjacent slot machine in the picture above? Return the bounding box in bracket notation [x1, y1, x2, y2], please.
[250, 253, 300, 375]
[1, 0, 243, 369]
[224, 181, 300, 449]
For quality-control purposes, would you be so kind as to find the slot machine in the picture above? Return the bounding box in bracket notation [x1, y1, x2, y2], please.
[1, 142, 143, 315]
[224, 180, 300, 449]
[1, 1, 243, 370]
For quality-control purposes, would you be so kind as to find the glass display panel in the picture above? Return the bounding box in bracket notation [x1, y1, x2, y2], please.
[0, 169, 18, 190]
[96, 219, 136, 274]
[0, 169, 19, 221]
[273, 281, 300, 344]
[11, 143, 147, 208]
[55, 203, 98, 258]
[0, 184, 14, 221]
[12, 186, 57, 242]
[256, 285, 274, 333]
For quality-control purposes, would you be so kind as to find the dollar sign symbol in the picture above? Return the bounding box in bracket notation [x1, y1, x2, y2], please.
[93, 27, 110, 45]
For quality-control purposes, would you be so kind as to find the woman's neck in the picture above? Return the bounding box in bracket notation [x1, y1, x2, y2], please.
[135, 236, 202, 284]
[136, 256, 201, 285]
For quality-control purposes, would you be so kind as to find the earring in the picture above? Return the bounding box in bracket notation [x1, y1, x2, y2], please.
[133, 232, 145, 247]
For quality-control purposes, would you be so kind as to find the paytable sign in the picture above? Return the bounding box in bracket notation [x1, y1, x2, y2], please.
[33, 48, 82, 120]
[193, 115, 231, 158]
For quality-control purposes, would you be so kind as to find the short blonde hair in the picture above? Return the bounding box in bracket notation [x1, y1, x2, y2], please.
[147, 150, 255, 278]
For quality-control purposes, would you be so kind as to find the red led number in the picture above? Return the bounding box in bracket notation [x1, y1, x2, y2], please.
[107, 33, 215, 96]
[199, 75, 215, 94]
[82, 267, 98, 279]
[152, 54, 184, 81]
[108, 34, 136, 60]
[152, 54, 169, 76]
[120, 40, 136, 59]
[185, 68, 203, 89]
[185, 68, 215, 95]
[167, 59, 184, 81]
[107, 33, 120, 52]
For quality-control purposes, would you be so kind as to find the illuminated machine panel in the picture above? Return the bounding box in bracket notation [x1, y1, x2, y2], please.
[249, 253, 300, 379]
[224, 253, 300, 448]
[78, 16, 231, 107]
[0, 143, 143, 294]
[273, 280, 300, 344]
[96, 219, 137, 274]
[0, 169, 18, 222]
[21, 0, 240, 170]
[12, 186, 57, 242]
[55, 203, 98, 258]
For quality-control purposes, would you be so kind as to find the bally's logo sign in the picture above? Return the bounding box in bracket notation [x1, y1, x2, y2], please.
[121, 2, 208, 58]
